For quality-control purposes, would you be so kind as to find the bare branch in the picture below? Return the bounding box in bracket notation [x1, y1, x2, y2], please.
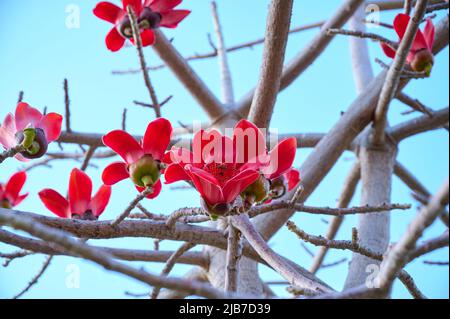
[225, 223, 242, 292]
[151, 242, 196, 299]
[13, 255, 53, 299]
[238, 0, 364, 116]
[127, 5, 161, 118]
[0, 210, 232, 299]
[111, 187, 154, 227]
[152, 30, 225, 120]
[211, 1, 235, 106]
[389, 107, 449, 141]
[377, 178, 449, 293]
[247, 0, 293, 128]
[372, 0, 430, 145]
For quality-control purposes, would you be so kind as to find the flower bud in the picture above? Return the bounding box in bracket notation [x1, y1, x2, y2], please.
[117, 16, 133, 38]
[15, 128, 48, 159]
[241, 175, 270, 206]
[128, 155, 161, 187]
[411, 49, 434, 75]
[200, 197, 231, 219]
[139, 7, 162, 29]
[269, 175, 287, 200]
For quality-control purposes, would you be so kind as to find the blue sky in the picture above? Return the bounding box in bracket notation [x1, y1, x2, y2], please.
[0, 0, 448, 299]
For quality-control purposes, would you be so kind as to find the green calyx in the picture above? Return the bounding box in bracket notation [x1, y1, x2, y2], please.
[411, 50, 434, 76]
[241, 175, 270, 205]
[129, 155, 161, 187]
[21, 128, 36, 149]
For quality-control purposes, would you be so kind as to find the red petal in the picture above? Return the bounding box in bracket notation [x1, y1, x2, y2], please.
[39, 113, 62, 142]
[0, 113, 17, 149]
[15, 102, 43, 131]
[222, 169, 259, 204]
[106, 27, 126, 52]
[160, 10, 190, 28]
[186, 166, 224, 205]
[103, 130, 144, 164]
[164, 163, 191, 184]
[93, 2, 123, 23]
[136, 179, 162, 199]
[13, 193, 28, 207]
[194, 129, 224, 164]
[234, 119, 267, 167]
[123, 0, 142, 13]
[381, 42, 396, 59]
[102, 162, 130, 185]
[264, 138, 297, 179]
[142, 118, 172, 160]
[68, 168, 93, 216]
[394, 13, 428, 52]
[146, 0, 182, 12]
[285, 168, 301, 191]
[4, 171, 27, 204]
[140, 29, 156, 47]
[39, 189, 70, 218]
[423, 19, 435, 51]
[89, 185, 112, 217]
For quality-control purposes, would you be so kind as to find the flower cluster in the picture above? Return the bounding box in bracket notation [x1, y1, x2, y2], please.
[93, 0, 190, 51]
[164, 120, 300, 217]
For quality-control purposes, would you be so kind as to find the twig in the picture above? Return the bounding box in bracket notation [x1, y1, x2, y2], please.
[150, 242, 196, 299]
[396, 92, 434, 117]
[327, 28, 398, 49]
[423, 260, 449, 265]
[13, 255, 53, 299]
[112, 21, 324, 74]
[211, 1, 235, 106]
[389, 107, 449, 141]
[247, 0, 293, 128]
[287, 221, 427, 299]
[426, 2, 450, 13]
[64, 79, 72, 133]
[225, 223, 242, 292]
[111, 187, 154, 227]
[122, 108, 127, 131]
[127, 5, 161, 118]
[151, 29, 225, 120]
[233, 214, 333, 293]
[320, 258, 348, 269]
[376, 178, 449, 294]
[17, 91, 24, 103]
[249, 201, 411, 218]
[405, 0, 414, 14]
[166, 208, 206, 229]
[309, 162, 360, 274]
[80, 146, 97, 172]
[0, 145, 25, 164]
[372, 0, 430, 146]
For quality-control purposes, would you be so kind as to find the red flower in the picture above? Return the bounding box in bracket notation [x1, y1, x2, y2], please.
[381, 13, 435, 74]
[0, 102, 62, 161]
[0, 172, 28, 209]
[39, 168, 111, 220]
[164, 120, 297, 213]
[93, 0, 190, 52]
[102, 118, 172, 199]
